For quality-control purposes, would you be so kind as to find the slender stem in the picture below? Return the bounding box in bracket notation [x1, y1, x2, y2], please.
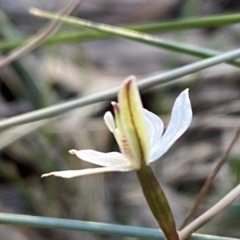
[179, 184, 240, 240]
[180, 126, 240, 229]
[137, 166, 179, 240]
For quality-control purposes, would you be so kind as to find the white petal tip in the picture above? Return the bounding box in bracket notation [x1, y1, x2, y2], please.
[183, 88, 190, 95]
[41, 173, 55, 178]
[180, 89, 190, 98]
[69, 149, 77, 155]
[103, 111, 116, 132]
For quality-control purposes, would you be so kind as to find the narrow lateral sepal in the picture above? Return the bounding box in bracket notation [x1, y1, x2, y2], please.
[137, 165, 179, 240]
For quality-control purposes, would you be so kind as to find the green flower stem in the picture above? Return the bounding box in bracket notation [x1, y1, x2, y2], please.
[29, 9, 240, 68]
[0, 212, 237, 240]
[137, 165, 178, 240]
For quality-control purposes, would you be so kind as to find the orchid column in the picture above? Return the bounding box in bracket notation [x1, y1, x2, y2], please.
[42, 76, 192, 240]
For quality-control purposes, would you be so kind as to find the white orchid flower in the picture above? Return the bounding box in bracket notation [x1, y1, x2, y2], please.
[42, 76, 192, 179]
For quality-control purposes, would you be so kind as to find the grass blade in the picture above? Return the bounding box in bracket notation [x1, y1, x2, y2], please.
[2, 13, 240, 52]
[0, 212, 238, 240]
[30, 9, 240, 67]
[1, 45, 240, 130]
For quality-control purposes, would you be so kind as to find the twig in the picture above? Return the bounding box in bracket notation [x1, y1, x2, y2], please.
[0, 0, 81, 69]
[179, 183, 240, 240]
[179, 126, 240, 229]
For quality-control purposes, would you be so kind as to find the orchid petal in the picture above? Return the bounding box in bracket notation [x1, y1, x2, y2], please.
[104, 111, 116, 133]
[118, 76, 149, 165]
[144, 109, 164, 151]
[104, 110, 121, 145]
[150, 89, 192, 162]
[69, 149, 130, 167]
[41, 164, 134, 179]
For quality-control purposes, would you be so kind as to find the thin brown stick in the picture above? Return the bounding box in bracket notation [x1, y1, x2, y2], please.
[0, 0, 81, 69]
[179, 183, 240, 240]
[179, 126, 240, 229]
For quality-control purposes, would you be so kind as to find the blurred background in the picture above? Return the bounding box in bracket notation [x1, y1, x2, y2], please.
[1, 0, 240, 239]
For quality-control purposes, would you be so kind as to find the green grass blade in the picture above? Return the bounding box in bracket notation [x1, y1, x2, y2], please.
[30, 9, 240, 67]
[0, 212, 238, 240]
[1, 46, 240, 130]
[2, 13, 240, 51]
[133, 13, 240, 31]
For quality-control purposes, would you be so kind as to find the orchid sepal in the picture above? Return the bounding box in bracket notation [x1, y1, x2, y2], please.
[149, 88, 192, 162]
[41, 164, 134, 179]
